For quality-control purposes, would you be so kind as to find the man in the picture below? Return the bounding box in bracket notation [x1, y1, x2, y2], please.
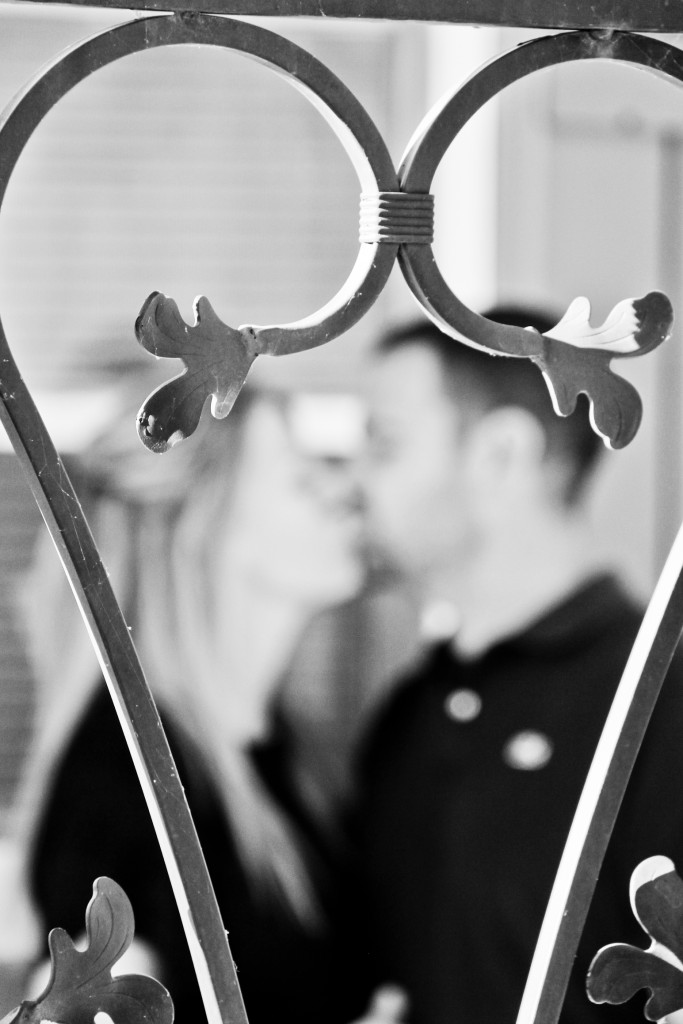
[352, 308, 683, 1024]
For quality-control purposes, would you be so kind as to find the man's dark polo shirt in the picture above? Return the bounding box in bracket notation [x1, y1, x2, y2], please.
[354, 574, 683, 1023]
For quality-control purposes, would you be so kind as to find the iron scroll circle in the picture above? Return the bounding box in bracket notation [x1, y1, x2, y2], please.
[399, 30, 683, 355]
[0, 13, 399, 355]
[0, 13, 398, 1024]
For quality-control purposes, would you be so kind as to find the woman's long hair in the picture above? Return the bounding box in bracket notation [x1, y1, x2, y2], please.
[14, 390, 322, 928]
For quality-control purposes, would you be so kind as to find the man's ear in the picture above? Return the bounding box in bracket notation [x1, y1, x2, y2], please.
[466, 406, 546, 481]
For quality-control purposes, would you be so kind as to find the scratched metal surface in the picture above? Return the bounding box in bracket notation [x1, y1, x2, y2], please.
[3, 0, 683, 32]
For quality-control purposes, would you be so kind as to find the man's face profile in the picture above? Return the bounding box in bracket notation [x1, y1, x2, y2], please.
[361, 342, 478, 586]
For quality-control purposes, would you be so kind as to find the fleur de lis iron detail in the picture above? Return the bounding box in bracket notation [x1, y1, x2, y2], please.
[1, 877, 173, 1024]
[123, 26, 680, 457]
[535, 290, 673, 449]
[587, 856, 683, 1020]
[135, 286, 672, 453]
[136, 291, 259, 453]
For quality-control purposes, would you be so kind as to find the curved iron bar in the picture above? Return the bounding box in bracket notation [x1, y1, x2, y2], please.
[216, 15, 399, 358]
[398, 31, 680, 336]
[121, 14, 402, 450]
[0, 369, 247, 1024]
[399, 30, 683, 346]
[398, 31, 677, 449]
[127, 25, 674, 454]
[133, 36, 671, 452]
[133, 30, 676, 453]
[516, 522, 683, 1024]
[6, 12, 399, 359]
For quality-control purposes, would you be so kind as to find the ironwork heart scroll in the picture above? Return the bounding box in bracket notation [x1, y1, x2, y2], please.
[135, 29, 677, 454]
[2, 11, 683, 1024]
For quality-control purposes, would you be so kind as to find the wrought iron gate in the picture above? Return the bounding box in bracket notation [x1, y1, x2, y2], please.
[2, 4, 683, 1024]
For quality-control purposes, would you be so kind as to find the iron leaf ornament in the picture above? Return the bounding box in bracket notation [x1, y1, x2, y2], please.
[1, 878, 173, 1024]
[537, 290, 673, 450]
[135, 286, 672, 453]
[135, 291, 259, 453]
[587, 856, 683, 1021]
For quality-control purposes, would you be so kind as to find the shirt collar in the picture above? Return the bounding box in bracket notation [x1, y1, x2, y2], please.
[502, 572, 633, 655]
[427, 573, 633, 668]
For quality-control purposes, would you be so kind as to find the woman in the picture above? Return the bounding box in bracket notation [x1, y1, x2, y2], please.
[8, 386, 367, 1024]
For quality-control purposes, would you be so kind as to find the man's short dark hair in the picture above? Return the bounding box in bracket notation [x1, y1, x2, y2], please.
[376, 305, 604, 505]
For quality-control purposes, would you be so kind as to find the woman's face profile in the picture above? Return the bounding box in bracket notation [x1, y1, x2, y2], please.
[222, 395, 365, 608]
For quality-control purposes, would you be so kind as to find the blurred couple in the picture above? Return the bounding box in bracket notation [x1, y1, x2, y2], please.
[5, 303, 683, 1024]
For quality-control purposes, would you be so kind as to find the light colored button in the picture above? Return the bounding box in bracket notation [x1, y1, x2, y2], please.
[503, 730, 553, 771]
[445, 688, 482, 723]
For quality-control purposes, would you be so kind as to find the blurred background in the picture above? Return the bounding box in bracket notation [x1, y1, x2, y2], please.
[0, 8, 682, 832]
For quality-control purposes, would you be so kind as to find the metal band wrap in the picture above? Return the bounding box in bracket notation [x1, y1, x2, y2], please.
[359, 191, 434, 244]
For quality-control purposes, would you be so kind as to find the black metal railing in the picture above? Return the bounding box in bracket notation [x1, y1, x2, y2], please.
[2, 6, 683, 1024]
